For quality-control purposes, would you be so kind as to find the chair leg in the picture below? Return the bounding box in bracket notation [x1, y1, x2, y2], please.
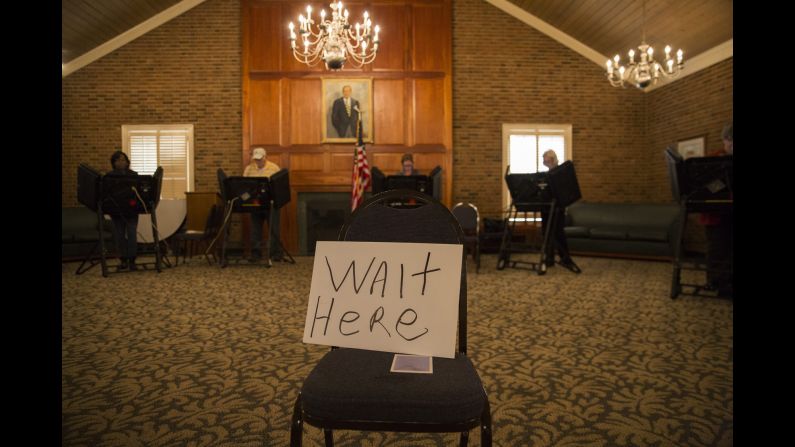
[459, 430, 469, 447]
[475, 242, 480, 274]
[480, 397, 492, 447]
[324, 429, 333, 447]
[290, 393, 303, 447]
[181, 240, 188, 266]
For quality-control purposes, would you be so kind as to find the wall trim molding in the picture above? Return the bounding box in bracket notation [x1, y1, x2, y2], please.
[62, 0, 207, 78]
[484, 0, 606, 66]
[644, 39, 733, 92]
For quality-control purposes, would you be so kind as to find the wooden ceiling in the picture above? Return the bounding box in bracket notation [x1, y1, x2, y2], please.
[62, 0, 732, 70]
[507, 0, 732, 60]
[62, 0, 183, 64]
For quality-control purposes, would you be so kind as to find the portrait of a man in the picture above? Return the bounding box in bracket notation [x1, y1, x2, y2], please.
[331, 85, 359, 138]
[322, 78, 373, 143]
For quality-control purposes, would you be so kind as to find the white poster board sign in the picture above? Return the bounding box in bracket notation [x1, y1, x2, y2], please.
[303, 241, 463, 359]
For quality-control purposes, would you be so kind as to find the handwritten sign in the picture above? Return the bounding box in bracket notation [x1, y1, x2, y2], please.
[303, 241, 463, 359]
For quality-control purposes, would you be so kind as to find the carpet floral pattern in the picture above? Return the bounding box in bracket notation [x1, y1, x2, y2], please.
[62, 255, 732, 446]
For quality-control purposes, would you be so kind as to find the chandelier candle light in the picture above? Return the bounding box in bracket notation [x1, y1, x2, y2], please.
[289, 2, 380, 70]
[605, 0, 684, 89]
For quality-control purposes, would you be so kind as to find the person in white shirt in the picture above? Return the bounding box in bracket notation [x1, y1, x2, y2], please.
[243, 147, 283, 261]
[541, 150, 580, 273]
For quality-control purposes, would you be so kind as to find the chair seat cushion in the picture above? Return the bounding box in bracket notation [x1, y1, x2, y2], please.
[174, 230, 206, 240]
[564, 226, 590, 238]
[589, 228, 627, 240]
[301, 349, 486, 425]
[626, 228, 669, 242]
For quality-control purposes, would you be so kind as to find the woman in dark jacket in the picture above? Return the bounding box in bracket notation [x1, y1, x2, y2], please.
[106, 151, 139, 270]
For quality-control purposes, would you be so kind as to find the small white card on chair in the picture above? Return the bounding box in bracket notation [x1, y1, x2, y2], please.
[391, 354, 433, 374]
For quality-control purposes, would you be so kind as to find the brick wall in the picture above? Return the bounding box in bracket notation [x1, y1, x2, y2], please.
[646, 58, 734, 202]
[452, 0, 733, 219]
[62, 0, 732, 227]
[646, 58, 733, 250]
[62, 0, 241, 207]
[453, 0, 647, 218]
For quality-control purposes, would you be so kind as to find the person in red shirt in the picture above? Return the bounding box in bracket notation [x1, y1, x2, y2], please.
[701, 123, 733, 296]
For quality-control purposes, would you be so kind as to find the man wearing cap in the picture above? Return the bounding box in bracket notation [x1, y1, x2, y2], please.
[244, 147, 283, 262]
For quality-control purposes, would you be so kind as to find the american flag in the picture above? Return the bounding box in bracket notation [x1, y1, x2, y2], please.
[351, 117, 370, 211]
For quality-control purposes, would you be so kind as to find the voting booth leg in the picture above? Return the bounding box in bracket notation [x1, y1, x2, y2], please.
[273, 236, 296, 264]
[75, 240, 102, 275]
[670, 205, 687, 299]
[670, 204, 733, 299]
[496, 210, 513, 270]
[265, 202, 274, 267]
[219, 202, 231, 268]
[266, 200, 296, 266]
[98, 202, 110, 277]
[201, 204, 227, 268]
[496, 201, 554, 275]
[536, 201, 558, 275]
[151, 208, 162, 273]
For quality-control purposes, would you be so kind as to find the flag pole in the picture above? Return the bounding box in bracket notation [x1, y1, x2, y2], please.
[351, 108, 365, 211]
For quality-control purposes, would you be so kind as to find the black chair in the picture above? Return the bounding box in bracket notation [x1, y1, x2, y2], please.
[290, 189, 492, 447]
[451, 202, 481, 273]
[173, 204, 223, 266]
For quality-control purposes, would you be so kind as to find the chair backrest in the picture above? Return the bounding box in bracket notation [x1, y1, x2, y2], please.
[429, 165, 442, 200]
[338, 189, 469, 354]
[217, 168, 228, 201]
[201, 204, 218, 237]
[451, 202, 479, 237]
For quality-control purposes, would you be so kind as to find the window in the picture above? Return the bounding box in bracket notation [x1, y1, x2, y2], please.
[501, 124, 572, 218]
[122, 124, 194, 199]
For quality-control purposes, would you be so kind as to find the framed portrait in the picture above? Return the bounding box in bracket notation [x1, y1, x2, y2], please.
[677, 136, 706, 159]
[322, 78, 373, 143]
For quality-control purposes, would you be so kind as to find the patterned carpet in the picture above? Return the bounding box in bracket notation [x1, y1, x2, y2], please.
[62, 254, 733, 446]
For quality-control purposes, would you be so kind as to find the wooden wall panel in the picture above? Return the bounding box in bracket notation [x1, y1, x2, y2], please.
[414, 152, 444, 171]
[414, 78, 445, 144]
[371, 4, 407, 71]
[290, 153, 325, 171]
[289, 79, 322, 144]
[370, 151, 443, 174]
[248, 2, 282, 72]
[267, 154, 283, 168]
[249, 79, 281, 145]
[412, 3, 448, 72]
[372, 153, 403, 173]
[243, 0, 452, 253]
[373, 79, 405, 144]
[331, 152, 353, 172]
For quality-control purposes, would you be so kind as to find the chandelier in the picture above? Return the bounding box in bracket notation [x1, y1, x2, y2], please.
[605, 0, 684, 89]
[288, 2, 380, 71]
